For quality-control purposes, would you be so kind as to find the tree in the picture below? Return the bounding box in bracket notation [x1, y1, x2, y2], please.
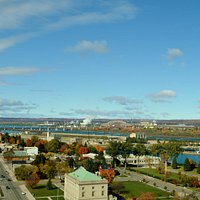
[2, 132, 10, 143]
[26, 138, 32, 147]
[15, 165, 38, 180]
[95, 145, 104, 153]
[88, 145, 98, 153]
[120, 142, 132, 170]
[172, 156, 178, 169]
[9, 136, 16, 144]
[184, 158, 192, 171]
[197, 162, 200, 174]
[46, 178, 53, 190]
[45, 139, 60, 153]
[67, 157, 75, 169]
[35, 139, 46, 152]
[32, 154, 46, 166]
[79, 158, 100, 173]
[25, 172, 40, 188]
[106, 141, 121, 167]
[56, 161, 71, 179]
[78, 146, 89, 155]
[59, 144, 68, 153]
[100, 169, 115, 184]
[40, 160, 57, 179]
[137, 192, 156, 200]
[95, 151, 106, 166]
[31, 136, 39, 146]
[135, 144, 148, 167]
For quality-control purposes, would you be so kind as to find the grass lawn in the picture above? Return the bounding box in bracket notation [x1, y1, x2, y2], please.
[168, 165, 198, 175]
[132, 168, 180, 182]
[111, 181, 170, 199]
[28, 184, 64, 197]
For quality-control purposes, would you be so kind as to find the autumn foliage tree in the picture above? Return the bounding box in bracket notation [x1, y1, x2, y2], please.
[137, 192, 157, 200]
[26, 138, 32, 147]
[96, 145, 104, 153]
[79, 146, 89, 155]
[99, 169, 115, 183]
[60, 144, 69, 153]
[25, 172, 40, 188]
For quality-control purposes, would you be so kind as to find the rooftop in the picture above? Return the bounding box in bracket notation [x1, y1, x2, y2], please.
[68, 166, 103, 182]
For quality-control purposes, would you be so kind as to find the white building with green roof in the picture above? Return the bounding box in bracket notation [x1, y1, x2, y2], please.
[64, 166, 108, 200]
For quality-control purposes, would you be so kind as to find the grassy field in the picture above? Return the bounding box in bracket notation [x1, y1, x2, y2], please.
[131, 168, 180, 182]
[110, 181, 170, 199]
[28, 184, 64, 198]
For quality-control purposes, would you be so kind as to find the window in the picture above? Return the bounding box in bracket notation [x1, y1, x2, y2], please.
[102, 186, 104, 189]
[82, 187, 84, 190]
[82, 192, 85, 197]
[102, 191, 104, 196]
[92, 186, 94, 189]
[92, 191, 95, 196]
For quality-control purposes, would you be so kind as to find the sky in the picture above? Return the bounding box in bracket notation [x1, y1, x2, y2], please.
[0, 0, 200, 120]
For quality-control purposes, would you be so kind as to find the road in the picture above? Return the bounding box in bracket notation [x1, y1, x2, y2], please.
[0, 160, 30, 200]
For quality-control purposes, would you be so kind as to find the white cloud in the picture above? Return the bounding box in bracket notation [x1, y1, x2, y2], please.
[0, 1, 137, 51]
[45, 1, 137, 31]
[0, 98, 37, 114]
[148, 90, 176, 103]
[0, 34, 33, 52]
[0, 0, 71, 30]
[66, 40, 108, 54]
[0, 67, 40, 75]
[103, 96, 142, 105]
[165, 48, 183, 60]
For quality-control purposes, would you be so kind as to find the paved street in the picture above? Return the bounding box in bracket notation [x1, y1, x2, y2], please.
[115, 168, 200, 199]
[0, 158, 35, 200]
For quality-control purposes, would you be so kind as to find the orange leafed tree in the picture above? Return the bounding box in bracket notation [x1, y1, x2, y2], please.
[96, 145, 104, 152]
[79, 146, 89, 155]
[137, 192, 157, 200]
[25, 172, 40, 188]
[26, 138, 32, 147]
[99, 169, 115, 183]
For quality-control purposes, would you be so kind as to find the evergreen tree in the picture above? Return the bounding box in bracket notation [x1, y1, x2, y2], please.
[184, 158, 191, 171]
[172, 156, 178, 169]
[197, 162, 200, 174]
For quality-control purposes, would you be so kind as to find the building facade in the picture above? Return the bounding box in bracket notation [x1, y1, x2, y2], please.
[64, 167, 108, 200]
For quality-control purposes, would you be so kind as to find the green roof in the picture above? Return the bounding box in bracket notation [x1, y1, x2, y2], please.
[69, 167, 102, 182]
[14, 151, 28, 157]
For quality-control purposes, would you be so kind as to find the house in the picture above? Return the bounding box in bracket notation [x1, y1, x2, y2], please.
[3, 150, 29, 161]
[24, 146, 38, 156]
[64, 166, 108, 200]
[130, 132, 146, 139]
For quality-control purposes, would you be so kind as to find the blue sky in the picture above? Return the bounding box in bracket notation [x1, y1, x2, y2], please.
[0, 0, 200, 119]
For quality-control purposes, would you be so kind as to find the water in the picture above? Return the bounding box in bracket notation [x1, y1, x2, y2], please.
[176, 154, 200, 164]
[0, 124, 129, 137]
